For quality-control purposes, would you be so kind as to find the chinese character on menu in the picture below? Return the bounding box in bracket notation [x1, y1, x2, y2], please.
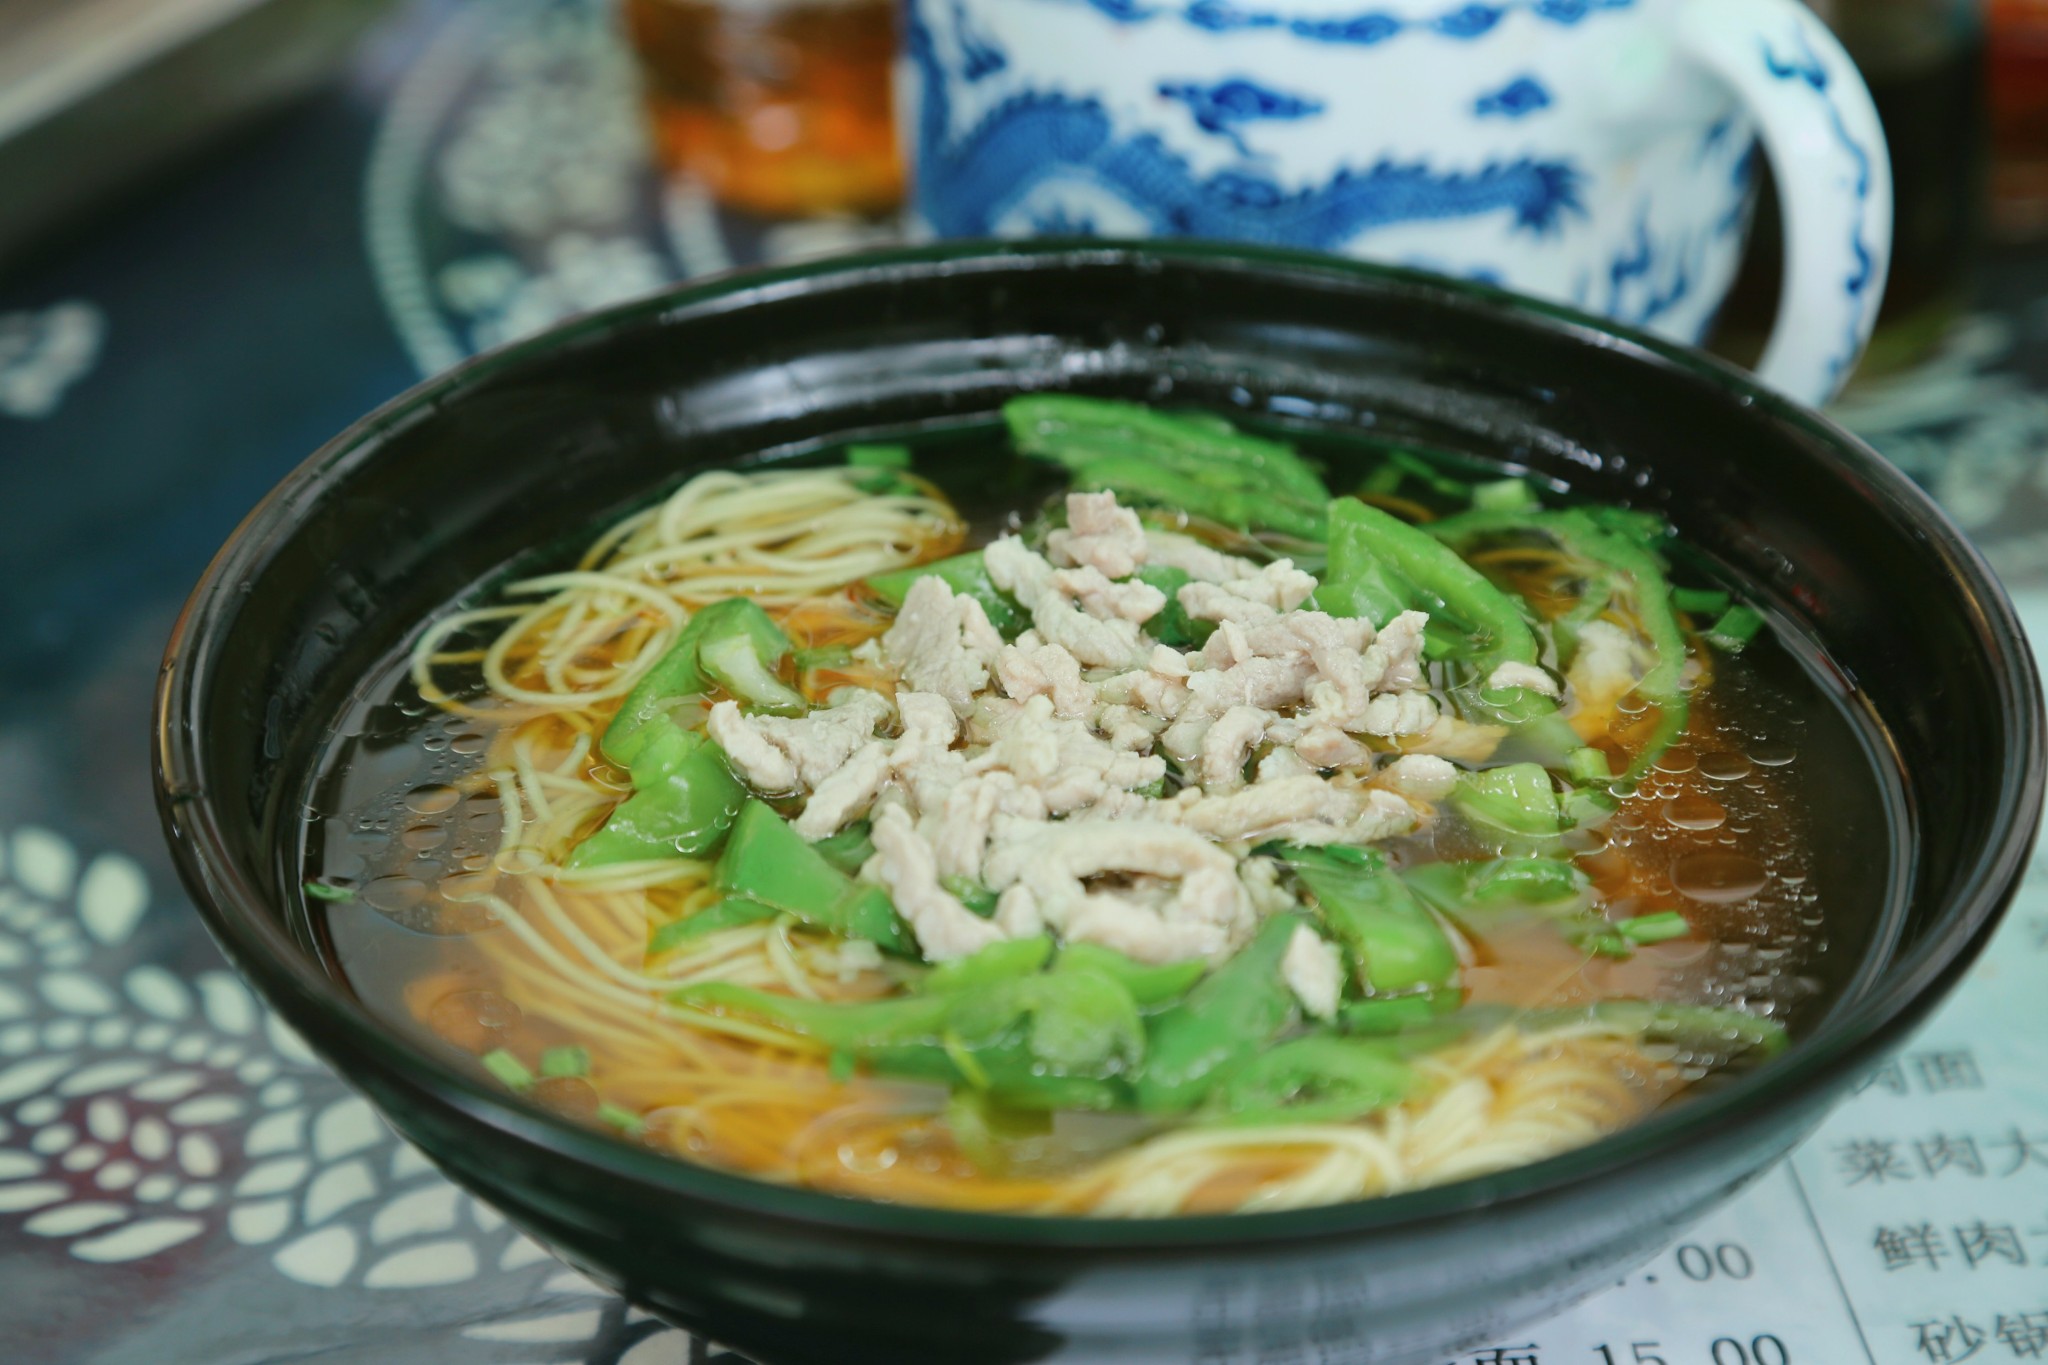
[1992, 1128, 2048, 1177]
[1995, 1312, 2048, 1359]
[1955, 1221, 2029, 1268]
[1467, 1348, 1540, 1365]
[1915, 1050, 1985, 1093]
[1841, 1138, 1917, 1185]
[1858, 1059, 1911, 1096]
[1920, 1134, 1988, 1178]
[1911, 1315, 1987, 1362]
[1878, 1223, 1952, 1271]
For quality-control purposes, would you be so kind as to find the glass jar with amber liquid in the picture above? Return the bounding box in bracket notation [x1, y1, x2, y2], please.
[622, 0, 902, 219]
[1990, 0, 2048, 236]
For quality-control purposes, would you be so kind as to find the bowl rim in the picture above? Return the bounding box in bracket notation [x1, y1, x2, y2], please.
[155, 237, 2046, 1253]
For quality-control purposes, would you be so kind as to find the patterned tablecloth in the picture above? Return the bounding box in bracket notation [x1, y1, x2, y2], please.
[5, 3, 2048, 1362]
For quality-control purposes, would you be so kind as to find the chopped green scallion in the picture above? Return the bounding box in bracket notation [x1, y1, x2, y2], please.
[1618, 911, 1691, 945]
[1566, 747, 1612, 784]
[1581, 932, 1635, 960]
[943, 1031, 992, 1090]
[846, 443, 912, 468]
[1471, 478, 1539, 512]
[539, 1045, 591, 1079]
[1385, 450, 1476, 499]
[481, 1048, 535, 1092]
[1705, 605, 1767, 653]
[941, 875, 1000, 917]
[596, 1102, 645, 1134]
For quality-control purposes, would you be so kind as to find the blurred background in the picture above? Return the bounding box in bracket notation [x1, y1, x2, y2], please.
[0, 0, 2028, 366]
[0, 0, 2027, 376]
[7, 0, 2048, 613]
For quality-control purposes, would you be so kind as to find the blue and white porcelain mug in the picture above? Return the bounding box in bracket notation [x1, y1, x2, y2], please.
[901, 0, 1893, 406]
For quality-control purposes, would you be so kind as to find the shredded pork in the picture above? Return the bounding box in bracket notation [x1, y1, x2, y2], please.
[1282, 925, 1346, 1021]
[719, 492, 1492, 963]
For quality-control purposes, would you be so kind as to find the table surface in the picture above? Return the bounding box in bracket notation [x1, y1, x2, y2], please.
[6, 2, 2048, 1362]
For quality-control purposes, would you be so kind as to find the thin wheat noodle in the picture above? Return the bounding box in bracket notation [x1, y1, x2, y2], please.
[375, 464, 1695, 1217]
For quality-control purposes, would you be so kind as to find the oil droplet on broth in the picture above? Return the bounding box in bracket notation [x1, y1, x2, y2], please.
[362, 875, 428, 915]
[1638, 935, 1714, 967]
[1750, 742, 1798, 767]
[1582, 951, 1673, 1000]
[841, 1143, 898, 1175]
[404, 783, 461, 815]
[426, 989, 522, 1052]
[400, 823, 448, 851]
[441, 870, 495, 900]
[1653, 747, 1697, 775]
[1698, 751, 1754, 783]
[1664, 793, 1727, 831]
[1670, 851, 1769, 904]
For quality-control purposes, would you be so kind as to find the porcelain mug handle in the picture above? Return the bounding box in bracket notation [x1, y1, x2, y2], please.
[1675, 0, 1893, 407]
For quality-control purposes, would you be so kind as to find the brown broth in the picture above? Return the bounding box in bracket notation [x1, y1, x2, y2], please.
[298, 429, 1906, 1213]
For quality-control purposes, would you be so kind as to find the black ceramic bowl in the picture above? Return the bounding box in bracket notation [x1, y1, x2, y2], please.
[155, 242, 2043, 1365]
